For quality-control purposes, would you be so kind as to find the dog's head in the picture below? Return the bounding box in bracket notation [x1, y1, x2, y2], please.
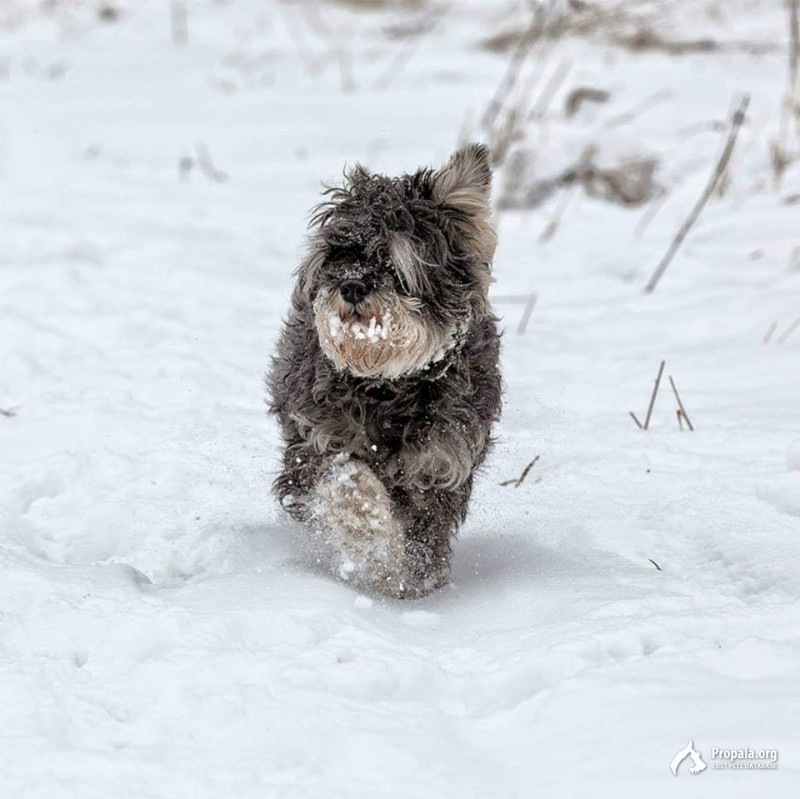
[297, 143, 496, 380]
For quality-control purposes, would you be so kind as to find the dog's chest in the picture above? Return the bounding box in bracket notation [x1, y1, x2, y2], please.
[333, 379, 435, 454]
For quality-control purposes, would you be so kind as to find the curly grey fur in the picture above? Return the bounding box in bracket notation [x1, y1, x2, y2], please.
[267, 143, 502, 598]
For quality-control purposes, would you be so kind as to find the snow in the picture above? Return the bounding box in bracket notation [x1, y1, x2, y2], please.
[329, 311, 391, 343]
[1, 0, 799, 796]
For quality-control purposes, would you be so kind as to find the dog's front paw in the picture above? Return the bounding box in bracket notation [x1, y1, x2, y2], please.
[310, 455, 407, 595]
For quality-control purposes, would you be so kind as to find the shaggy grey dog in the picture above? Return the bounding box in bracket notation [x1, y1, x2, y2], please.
[267, 143, 502, 598]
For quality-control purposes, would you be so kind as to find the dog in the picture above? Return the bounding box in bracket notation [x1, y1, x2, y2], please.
[267, 143, 502, 598]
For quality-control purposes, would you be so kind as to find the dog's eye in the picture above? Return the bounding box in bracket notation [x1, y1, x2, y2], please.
[327, 245, 362, 264]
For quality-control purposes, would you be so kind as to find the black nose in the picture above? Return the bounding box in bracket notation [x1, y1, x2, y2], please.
[340, 279, 369, 305]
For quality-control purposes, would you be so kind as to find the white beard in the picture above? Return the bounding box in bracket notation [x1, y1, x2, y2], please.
[313, 288, 463, 379]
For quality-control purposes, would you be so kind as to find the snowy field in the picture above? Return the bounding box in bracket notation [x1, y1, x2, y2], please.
[2, 0, 800, 796]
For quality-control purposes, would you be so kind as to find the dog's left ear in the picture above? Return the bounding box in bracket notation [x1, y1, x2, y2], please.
[433, 143, 496, 271]
[433, 143, 492, 213]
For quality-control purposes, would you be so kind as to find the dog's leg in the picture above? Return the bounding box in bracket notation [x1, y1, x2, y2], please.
[399, 481, 471, 598]
[310, 454, 408, 597]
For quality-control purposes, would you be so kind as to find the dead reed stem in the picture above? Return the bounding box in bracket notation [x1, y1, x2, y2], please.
[480, 2, 553, 132]
[777, 314, 800, 343]
[668, 376, 694, 431]
[644, 94, 750, 293]
[528, 60, 571, 120]
[195, 142, 228, 183]
[633, 189, 668, 238]
[777, 0, 800, 176]
[171, 0, 188, 48]
[373, 5, 449, 90]
[500, 455, 540, 487]
[603, 88, 671, 128]
[539, 183, 578, 242]
[491, 294, 538, 334]
[631, 360, 665, 430]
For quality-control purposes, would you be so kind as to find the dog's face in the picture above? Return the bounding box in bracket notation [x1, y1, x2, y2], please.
[298, 144, 496, 380]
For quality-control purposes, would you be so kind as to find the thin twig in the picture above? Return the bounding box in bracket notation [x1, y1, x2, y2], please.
[777, 314, 800, 343]
[373, 5, 449, 91]
[633, 189, 667, 238]
[339, 46, 355, 92]
[630, 360, 665, 431]
[763, 321, 778, 344]
[277, 4, 322, 80]
[643, 360, 666, 430]
[517, 293, 538, 334]
[603, 88, 671, 128]
[491, 294, 538, 334]
[792, 0, 800, 143]
[195, 142, 229, 184]
[171, 0, 188, 48]
[776, 0, 800, 178]
[500, 455, 540, 487]
[668, 376, 694, 431]
[528, 59, 571, 120]
[676, 409, 684, 431]
[644, 94, 750, 293]
[480, 1, 554, 131]
[539, 183, 578, 242]
[649, 558, 662, 571]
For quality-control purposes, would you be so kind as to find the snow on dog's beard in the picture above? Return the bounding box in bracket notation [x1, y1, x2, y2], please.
[313, 287, 459, 379]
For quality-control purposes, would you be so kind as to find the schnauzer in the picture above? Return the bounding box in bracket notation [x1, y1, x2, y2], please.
[267, 143, 502, 598]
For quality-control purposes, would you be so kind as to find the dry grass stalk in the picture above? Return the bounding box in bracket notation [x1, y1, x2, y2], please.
[327, 0, 426, 9]
[339, 46, 355, 91]
[500, 455, 541, 487]
[633, 189, 668, 238]
[480, 2, 553, 132]
[498, 147, 659, 211]
[517, 293, 538, 334]
[171, 0, 187, 48]
[479, 1, 780, 58]
[0, 406, 19, 418]
[279, 5, 323, 80]
[777, 314, 800, 343]
[491, 294, 538, 334]
[528, 60, 571, 120]
[373, 4, 448, 90]
[565, 87, 610, 118]
[763, 321, 778, 344]
[773, 0, 800, 184]
[668, 376, 694, 431]
[195, 142, 229, 184]
[539, 183, 578, 242]
[644, 94, 750, 293]
[603, 89, 670, 128]
[479, 6, 557, 165]
[630, 360, 665, 430]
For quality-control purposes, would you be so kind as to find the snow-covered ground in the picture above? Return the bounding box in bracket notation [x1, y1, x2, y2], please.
[2, 1, 799, 796]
